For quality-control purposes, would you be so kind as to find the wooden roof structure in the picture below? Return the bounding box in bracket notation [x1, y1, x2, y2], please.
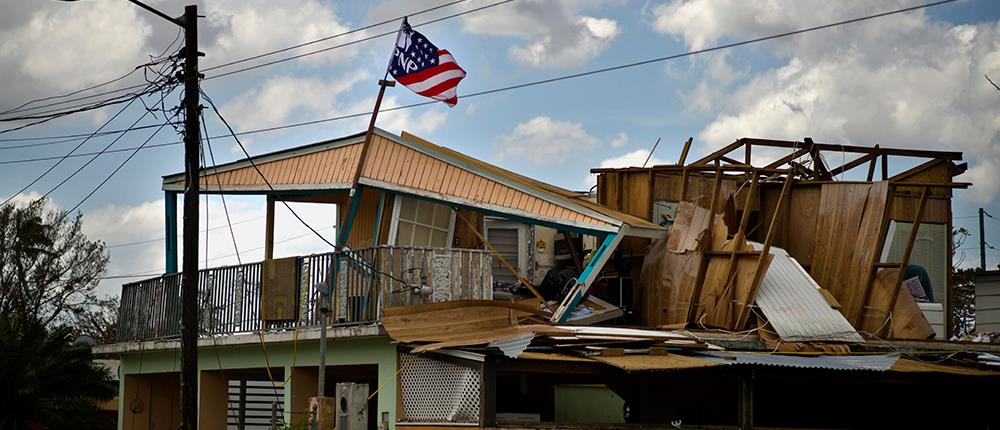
[162, 128, 665, 238]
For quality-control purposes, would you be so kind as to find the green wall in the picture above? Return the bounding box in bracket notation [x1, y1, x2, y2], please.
[117, 336, 398, 429]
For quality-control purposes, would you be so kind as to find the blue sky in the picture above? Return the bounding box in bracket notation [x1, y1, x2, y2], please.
[1, 0, 999, 296]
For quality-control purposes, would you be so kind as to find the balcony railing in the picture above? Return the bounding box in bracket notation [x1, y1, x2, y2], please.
[116, 246, 494, 343]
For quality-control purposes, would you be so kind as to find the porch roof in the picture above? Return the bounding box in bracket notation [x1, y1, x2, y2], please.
[162, 128, 666, 237]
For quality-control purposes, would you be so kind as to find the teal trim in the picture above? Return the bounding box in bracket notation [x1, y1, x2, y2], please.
[164, 191, 178, 273]
[556, 232, 617, 324]
[373, 191, 386, 247]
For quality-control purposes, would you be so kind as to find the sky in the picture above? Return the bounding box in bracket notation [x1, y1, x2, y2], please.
[1, 0, 999, 298]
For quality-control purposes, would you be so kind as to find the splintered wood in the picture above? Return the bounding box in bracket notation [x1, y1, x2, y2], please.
[638, 201, 772, 331]
[638, 202, 714, 327]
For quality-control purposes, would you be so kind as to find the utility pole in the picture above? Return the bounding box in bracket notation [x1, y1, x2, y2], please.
[980, 207, 987, 270]
[179, 5, 202, 430]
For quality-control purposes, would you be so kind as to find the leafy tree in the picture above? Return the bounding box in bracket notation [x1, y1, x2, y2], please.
[951, 227, 976, 337]
[0, 316, 116, 429]
[0, 199, 109, 327]
[72, 296, 119, 345]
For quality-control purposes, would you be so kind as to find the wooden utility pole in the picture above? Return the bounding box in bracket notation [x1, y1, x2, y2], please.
[179, 5, 201, 430]
[980, 207, 987, 270]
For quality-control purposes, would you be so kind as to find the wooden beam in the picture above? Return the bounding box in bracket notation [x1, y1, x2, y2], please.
[882, 186, 929, 338]
[830, 152, 880, 177]
[806, 138, 833, 181]
[855, 185, 897, 328]
[866, 145, 880, 181]
[686, 167, 724, 323]
[881, 153, 888, 180]
[678, 137, 693, 166]
[736, 172, 794, 329]
[562, 231, 584, 273]
[738, 138, 962, 160]
[690, 139, 746, 166]
[763, 147, 810, 170]
[719, 155, 746, 165]
[265, 195, 276, 260]
[454, 209, 546, 302]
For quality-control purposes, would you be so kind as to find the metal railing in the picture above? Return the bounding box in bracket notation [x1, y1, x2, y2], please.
[116, 246, 493, 342]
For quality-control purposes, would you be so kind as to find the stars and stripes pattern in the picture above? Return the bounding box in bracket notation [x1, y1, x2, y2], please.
[388, 18, 466, 107]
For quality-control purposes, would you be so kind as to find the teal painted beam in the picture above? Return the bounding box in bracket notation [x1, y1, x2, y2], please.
[555, 232, 620, 324]
[164, 191, 178, 273]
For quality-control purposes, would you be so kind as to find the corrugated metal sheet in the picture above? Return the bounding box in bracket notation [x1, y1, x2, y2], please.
[753, 245, 864, 343]
[488, 333, 534, 358]
[698, 351, 899, 371]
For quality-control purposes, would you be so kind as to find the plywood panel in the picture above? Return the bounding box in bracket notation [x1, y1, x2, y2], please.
[810, 184, 870, 306]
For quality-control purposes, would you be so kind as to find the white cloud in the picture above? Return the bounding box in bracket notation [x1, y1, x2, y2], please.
[339, 95, 449, 137]
[650, 1, 1000, 202]
[0, 1, 152, 92]
[495, 116, 601, 165]
[205, 0, 362, 67]
[609, 132, 629, 148]
[220, 72, 369, 133]
[583, 149, 671, 188]
[461, 0, 620, 68]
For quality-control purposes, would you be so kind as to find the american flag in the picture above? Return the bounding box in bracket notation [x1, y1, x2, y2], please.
[388, 18, 466, 107]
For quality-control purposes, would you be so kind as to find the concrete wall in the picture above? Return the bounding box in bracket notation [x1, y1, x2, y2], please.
[117, 336, 398, 430]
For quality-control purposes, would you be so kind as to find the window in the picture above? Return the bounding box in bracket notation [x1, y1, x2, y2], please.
[391, 196, 454, 248]
[485, 219, 527, 283]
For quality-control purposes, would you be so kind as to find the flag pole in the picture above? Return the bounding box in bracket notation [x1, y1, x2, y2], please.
[319, 20, 401, 401]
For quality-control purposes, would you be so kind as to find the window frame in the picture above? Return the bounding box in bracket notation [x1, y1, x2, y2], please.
[387, 195, 456, 249]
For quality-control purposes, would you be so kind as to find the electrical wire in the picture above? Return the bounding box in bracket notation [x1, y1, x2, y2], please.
[107, 215, 265, 248]
[57, 111, 179, 224]
[0, 0, 960, 157]
[0, 0, 489, 121]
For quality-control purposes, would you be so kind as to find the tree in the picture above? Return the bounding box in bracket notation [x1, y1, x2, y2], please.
[0, 199, 109, 327]
[0, 316, 116, 430]
[72, 296, 119, 345]
[951, 227, 976, 338]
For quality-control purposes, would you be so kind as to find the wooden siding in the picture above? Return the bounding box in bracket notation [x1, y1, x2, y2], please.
[334, 188, 395, 249]
[359, 135, 611, 228]
[194, 143, 361, 189]
[170, 133, 621, 231]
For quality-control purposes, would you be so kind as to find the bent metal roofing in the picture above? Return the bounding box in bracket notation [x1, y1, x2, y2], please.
[162, 128, 666, 238]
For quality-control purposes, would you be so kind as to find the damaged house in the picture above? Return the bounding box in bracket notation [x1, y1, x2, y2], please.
[96, 131, 1000, 430]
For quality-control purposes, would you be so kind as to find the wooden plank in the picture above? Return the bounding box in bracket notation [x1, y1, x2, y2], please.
[809, 183, 870, 314]
[735, 172, 793, 329]
[678, 137, 693, 165]
[454, 210, 545, 302]
[881, 186, 929, 337]
[840, 181, 891, 325]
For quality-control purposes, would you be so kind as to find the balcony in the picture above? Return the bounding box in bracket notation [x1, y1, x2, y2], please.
[115, 246, 494, 343]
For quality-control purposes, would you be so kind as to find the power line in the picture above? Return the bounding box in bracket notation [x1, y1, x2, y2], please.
[98, 226, 336, 280]
[1, 86, 151, 206]
[0, 0, 949, 146]
[58, 112, 178, 223]
[0, 0, 960, 168]
[0, 0, 487, 121]
[205, 0, 514, 81]
[106, 215, 265, 248]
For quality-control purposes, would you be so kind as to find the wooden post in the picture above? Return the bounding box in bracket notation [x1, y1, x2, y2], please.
[739, 368, 754, 430]
[866, 145, 880, 181]
[455, 210, 546, 302]
[265, 196, 276, 260]
[735, 172, 793, 328]
[678, 168, 690, 203]
[855, 185, 897, 328]
[562, 231, 584, 273]
[685, 167, 723, 323]
[881, 152, 888, 180]
[678, 137, 693, 166]
[882, 186, 929, 338]
[480, 356, 497, 428]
